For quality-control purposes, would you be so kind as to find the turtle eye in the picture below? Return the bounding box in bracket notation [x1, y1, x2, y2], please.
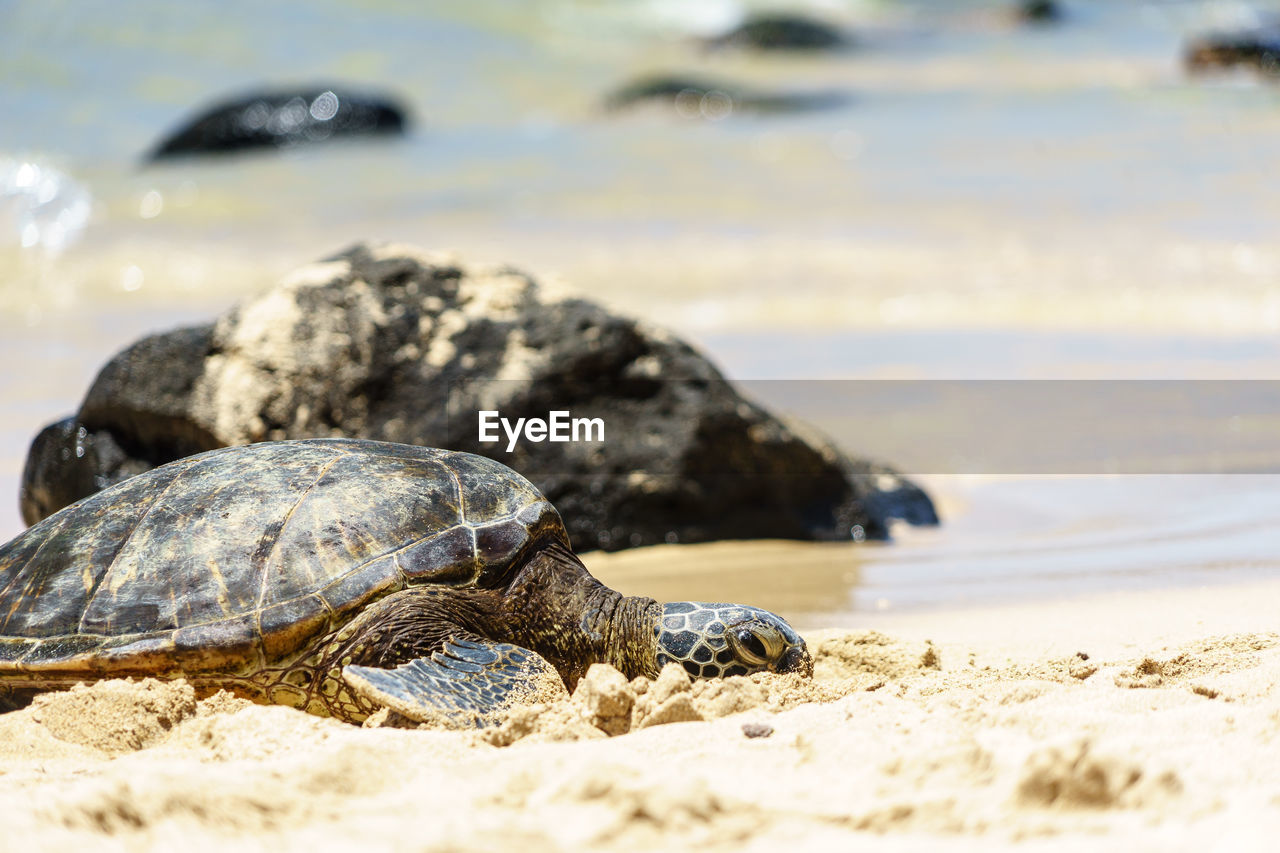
[727, 623, 785, 667]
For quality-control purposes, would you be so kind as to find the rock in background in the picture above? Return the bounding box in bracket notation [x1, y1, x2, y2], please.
[145, 86, 407, 162]
[20, 243, 935, 551]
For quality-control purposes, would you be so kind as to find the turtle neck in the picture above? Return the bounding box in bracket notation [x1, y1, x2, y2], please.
[601, 594, 663, 681]
[497, 538, 659, 688]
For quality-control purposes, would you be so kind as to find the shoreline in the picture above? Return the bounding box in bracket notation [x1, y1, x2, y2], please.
[852, 574, 1280, 662]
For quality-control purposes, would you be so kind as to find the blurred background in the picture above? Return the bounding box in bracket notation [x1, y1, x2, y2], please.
[2, 0, 1278, 622]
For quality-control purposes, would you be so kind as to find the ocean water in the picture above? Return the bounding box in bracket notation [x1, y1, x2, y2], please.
[1, 0, 1277, 613]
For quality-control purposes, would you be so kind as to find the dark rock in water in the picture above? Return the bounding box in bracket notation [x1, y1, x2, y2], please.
[1184, 31, 1280, 76]
[21, 418, 133, 526]
[1015, 1, 1063, 24]
[21, 328, 222, 524]
[146, 86, 407, 162]
[21, 243, 936, 552]
[604, 74, 849, 117]
[704, 14, 849, 52]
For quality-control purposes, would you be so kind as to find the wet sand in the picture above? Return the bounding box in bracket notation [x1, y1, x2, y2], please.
[2, 547, 1276, 852]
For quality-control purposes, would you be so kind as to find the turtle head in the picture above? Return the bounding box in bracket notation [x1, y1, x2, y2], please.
[655, 602, 812, 679]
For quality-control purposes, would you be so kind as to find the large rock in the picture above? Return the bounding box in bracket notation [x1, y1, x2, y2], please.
[20, 243, 936, 551]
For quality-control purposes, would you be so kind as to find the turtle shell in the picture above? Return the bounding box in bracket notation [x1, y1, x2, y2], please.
[0, 439, 565, 682]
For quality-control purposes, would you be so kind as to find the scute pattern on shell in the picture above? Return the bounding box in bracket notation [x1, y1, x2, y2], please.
[0, 439, 566, 681]
[655, 602, 749, 679]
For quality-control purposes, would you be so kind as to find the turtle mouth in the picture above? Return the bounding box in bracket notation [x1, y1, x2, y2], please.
[776, 644, 814, 678]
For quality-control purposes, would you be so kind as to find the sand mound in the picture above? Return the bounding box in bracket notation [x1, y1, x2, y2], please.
[473, 651, 867, 747]
[27, 679, 197, 757]
[1016, 738, 1183, 810]
[812, 629, 941, 682]
[1111, 633, 1279, 694]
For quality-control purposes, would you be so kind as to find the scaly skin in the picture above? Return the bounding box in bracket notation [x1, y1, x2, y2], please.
[259, 541, 660, 723]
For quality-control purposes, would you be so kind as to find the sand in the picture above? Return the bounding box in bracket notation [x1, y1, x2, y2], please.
[2, 568, 1278, 852]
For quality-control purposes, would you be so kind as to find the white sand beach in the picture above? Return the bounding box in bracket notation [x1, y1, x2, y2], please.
[2, 559, 1275, 852]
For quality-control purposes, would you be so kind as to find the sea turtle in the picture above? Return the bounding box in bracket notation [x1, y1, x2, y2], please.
[0, 439, 810, 726]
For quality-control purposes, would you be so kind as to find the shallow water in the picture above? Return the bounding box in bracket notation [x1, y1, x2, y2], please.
[589, 473, 1280, 628]
[6, 0, 1280, 328]
[1, 0, 1277, 613]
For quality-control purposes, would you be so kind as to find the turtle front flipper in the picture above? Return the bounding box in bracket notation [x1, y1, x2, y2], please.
[342, 637, 568, 728]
